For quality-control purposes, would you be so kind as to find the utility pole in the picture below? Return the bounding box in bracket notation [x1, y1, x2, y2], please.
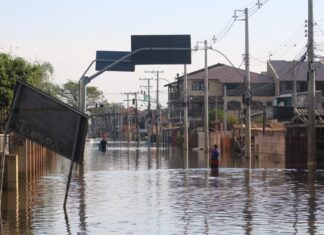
[124, 92, 140, 147]
[127, 95, 130, 143]
[123, 93, 132, 144]
[215, 96, 218, 124]
[195, 40, 209, 167]
[140, 77, 153, 146]
[203, 40, 209, 167]
[146, 70, 163, 151]
[308, 0, 316, 170]
[134, 92, 140, 148]
[183, 65, 189, 168]
[244, 8, 252, 166]
[245, 7, 252, 167]
[214, 95, 218, 137]
[224, 85, 227, 133]
[292, 61, 297, 113]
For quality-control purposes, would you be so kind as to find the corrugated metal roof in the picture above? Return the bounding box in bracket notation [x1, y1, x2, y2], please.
[292, 108, 324, 124]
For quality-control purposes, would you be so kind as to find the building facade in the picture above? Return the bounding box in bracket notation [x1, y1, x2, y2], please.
[166, 63, 274, 127]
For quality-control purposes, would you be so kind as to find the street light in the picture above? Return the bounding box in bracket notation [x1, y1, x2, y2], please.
[78, 60, 96, 112]
[209, 47, 243, 77]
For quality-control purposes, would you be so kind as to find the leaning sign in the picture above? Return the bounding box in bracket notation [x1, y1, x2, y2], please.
[8, 80, 88, 163]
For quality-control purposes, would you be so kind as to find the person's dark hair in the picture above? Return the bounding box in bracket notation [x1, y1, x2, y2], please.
[214, 144, 218, 148]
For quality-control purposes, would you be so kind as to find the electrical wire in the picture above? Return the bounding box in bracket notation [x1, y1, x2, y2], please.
[252, 24, 307, 61]
[211, 0, 268, 45]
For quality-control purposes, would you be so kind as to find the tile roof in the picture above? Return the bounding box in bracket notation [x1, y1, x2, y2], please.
[269, 60, 324, 81]
[186, 63, 272, 83]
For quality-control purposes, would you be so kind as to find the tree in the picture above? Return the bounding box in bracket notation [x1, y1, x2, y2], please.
[58, 80, 79, 109]
[57, 80, 107, 113]
[208, 109, 238, 129]
[0, 53, 55, 129]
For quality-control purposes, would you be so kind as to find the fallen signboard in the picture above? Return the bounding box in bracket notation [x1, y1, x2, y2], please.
[8, 80, 88, 163]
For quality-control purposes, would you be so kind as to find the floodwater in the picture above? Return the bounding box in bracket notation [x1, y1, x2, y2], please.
[2, 141, 324, 234]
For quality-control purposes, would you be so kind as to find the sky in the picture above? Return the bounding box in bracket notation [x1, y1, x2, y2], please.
[1, 0, 324, 109]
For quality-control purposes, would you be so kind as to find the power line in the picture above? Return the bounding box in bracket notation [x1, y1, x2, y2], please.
[211, 0, 268, 45]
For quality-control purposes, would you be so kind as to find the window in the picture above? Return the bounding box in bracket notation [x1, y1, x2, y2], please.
[298, 82, 307, 92]
[226, 84, 240, 90]
[192, 81, 204, 90]
[316, 82, 324, 95]
[190, 103, 203, 116]
[280, 82, 293, 93]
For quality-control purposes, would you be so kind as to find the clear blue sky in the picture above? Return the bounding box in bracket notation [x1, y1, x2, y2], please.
[1, 0, 324, 107]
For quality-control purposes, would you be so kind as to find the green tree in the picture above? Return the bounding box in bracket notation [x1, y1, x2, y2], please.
[0, 53, 55, 128]
[209, 109, 238, 129]
[57, 80, 107, 113]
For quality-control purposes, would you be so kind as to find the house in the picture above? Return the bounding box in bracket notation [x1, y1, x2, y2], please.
[165, 63, 274, 128]
[267, 60, 324, 106]
[286, 107, 324, 169]
[267, 60, 324, 121]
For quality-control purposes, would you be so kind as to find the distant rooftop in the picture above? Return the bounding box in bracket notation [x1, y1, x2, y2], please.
[185, 63, 273, 84]
[269, 60, 324, 81]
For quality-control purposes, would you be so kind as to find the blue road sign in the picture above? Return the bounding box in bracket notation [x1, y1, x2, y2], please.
[95, 51, 135, 72]
[131, 35, 191, 65]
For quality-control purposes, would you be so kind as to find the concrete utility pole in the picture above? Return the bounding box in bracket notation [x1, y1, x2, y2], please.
[292, 61, 297, 112]
[140, 77, 153, 146]
[134, 92, 140, 148]
[215, 96, 218, 124]
[244, 8, 252, 167]
[203, 40, 209, 167]
[195, 40, 210, 167]
[123, 93, 132, 144]
[127, 94, 131, 143]
[124, 91, 140, 147]
[145, 70, 163, 151]
[183, 65, 189, 168]
[224, 85, 227, 133]
[307, 0, 316, 170]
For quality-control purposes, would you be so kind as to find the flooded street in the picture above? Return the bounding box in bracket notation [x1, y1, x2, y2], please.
[2, 141, 324, 234]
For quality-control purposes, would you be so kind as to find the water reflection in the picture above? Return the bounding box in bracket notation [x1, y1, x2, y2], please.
[1, 142, 324, 234]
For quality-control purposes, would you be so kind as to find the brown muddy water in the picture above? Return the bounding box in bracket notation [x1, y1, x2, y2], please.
[1, 141, 324, 234]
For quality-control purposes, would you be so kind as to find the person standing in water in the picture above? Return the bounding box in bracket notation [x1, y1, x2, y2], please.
[210, 144, 220, 168]
[99, 137, 107, 152]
